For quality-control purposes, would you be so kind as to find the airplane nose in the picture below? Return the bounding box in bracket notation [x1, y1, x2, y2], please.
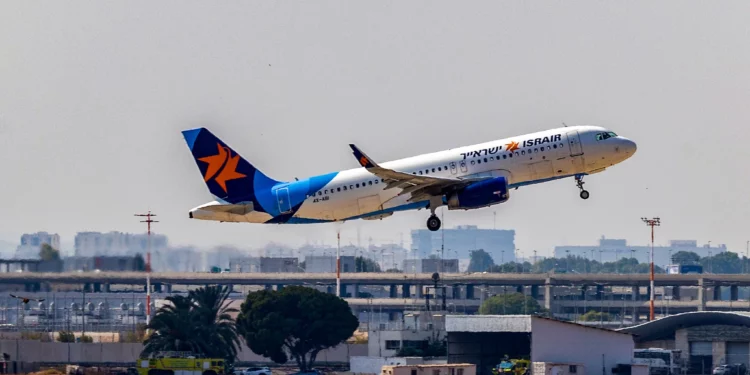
[619, 137, 637, 155]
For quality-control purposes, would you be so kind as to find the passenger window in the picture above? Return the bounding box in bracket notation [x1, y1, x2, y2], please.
[438, 167, 442, 171]
[553, 144, 557, 149]
[419, 171, 423, 175]
[444, 165, 448, 170]
[483, 158, 488, 162]
[324, 189, 328, 194]
[515, 152, 519, 156]
[521, 150, 525, 155]
[356, 183, 360, 188]
[470, 160, 475, 165]
[425, 170, 429, 174]
[350, 185, 353, 189]
[369, 181, 373, 185]
[477, 160, 481, 164]
[503, 154, 507, 159]
[337, 187, 341, 192]
[508, 153, 513, 158]
[343, 186, 347, 190]
[318, 191, 322, 196]
[375, 180, 379, 184]
[381, 179, 385, 182]
[432, 168, 436, 173]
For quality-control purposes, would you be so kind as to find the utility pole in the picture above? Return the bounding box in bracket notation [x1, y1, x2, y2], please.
[641, 217, 660, 321]
[336, 231, 341, 297]
[135, 211, 158, 327]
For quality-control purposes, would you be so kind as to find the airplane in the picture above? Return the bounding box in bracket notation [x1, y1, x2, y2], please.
[181, 125, 636, 231]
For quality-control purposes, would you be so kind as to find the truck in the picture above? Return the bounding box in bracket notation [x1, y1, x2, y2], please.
[633, 348, 684, 375]
[136, 351, 227, 375]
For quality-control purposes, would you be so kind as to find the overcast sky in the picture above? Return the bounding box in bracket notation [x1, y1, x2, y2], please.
[1, 1, 748, 257]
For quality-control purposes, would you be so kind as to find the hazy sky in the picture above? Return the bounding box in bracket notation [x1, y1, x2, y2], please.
[1, 1, 749, 256]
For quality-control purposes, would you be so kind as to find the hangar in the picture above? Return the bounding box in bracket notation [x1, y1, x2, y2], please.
[446, 315, 636, 375]
[618, 312, 750, 374]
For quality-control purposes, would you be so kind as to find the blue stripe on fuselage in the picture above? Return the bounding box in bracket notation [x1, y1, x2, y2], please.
[257, 171, 339, 218]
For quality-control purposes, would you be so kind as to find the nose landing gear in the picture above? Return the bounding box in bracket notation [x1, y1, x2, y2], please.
[576, 175, 590, 199]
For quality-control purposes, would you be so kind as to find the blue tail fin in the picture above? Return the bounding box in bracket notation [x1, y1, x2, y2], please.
[181, 128, 283, 203]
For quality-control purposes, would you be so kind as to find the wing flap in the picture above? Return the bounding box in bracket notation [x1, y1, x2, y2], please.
[348, 144, 488, 202]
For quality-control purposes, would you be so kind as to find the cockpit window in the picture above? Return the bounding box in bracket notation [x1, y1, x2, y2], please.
[596, 132, 618, 141]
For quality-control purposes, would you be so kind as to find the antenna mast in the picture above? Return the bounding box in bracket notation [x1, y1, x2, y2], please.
[135, 211, 158, 327]
[641, 217, 660, 321]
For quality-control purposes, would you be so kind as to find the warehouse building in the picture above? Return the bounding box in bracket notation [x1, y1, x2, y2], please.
[446, 315, 636, 375]
[618, 311, 750, 374]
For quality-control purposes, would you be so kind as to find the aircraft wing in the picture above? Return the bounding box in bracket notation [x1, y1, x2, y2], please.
[349, 144, 486, 202]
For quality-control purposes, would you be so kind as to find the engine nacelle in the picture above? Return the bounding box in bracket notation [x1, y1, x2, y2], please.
[447, 177, 510, 210]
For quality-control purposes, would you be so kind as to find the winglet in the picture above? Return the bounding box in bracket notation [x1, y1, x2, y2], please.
[349, 144, 380, 168]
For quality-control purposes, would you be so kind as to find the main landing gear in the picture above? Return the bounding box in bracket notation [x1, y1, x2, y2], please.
[426, 196, 443, 231]
[427, 215, 441, 231]
[576, 175, 590, 200]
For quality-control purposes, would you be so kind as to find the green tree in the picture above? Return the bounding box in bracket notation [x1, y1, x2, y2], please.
[672, 251, 701, 265]
[142, 286, 240, 364]
[189, 286, 241, 361]
[478, 293, 546, 315]
[39, 243, 60, 261]
[355, 256, 382, 272]
[702, 252, 742, 273]
[237, 286, 359, 371]
[580, 310, 614, 322]
[57, 331, 75, 343]
[468, 249, 495, 272]
[142, 295, 201, 354]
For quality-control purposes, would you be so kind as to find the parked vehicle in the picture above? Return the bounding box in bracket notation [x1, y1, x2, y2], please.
[242, 367, 271, 375]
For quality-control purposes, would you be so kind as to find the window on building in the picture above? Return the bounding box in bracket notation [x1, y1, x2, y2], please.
[411, 371, 417, 375]
[433, 370, 440, 375]
[569, 366, 577, 373]
[457, 369, 464, 375]
[385, 340, 401, 350]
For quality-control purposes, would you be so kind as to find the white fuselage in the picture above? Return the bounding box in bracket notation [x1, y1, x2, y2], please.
[190, 125, 636, 224]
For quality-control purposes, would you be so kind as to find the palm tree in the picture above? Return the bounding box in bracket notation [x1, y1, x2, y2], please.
[140, 285, 240, 363]
[189, 286, 241, 361]
[141, 295, 202, 355]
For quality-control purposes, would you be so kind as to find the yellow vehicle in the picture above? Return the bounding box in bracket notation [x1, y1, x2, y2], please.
[136, 351, 226, 375]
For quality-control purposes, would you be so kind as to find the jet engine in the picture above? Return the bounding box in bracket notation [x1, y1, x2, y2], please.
[447, 176, 510, 210]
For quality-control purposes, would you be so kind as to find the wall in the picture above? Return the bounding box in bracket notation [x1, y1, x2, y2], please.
[0, 340, 366, 364]
[531, 363, 585, 375]
[530, 318, 634, 375]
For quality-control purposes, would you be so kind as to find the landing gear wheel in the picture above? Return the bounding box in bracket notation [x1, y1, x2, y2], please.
[427, 215, 441, 231]
[575, 175, 589, 199]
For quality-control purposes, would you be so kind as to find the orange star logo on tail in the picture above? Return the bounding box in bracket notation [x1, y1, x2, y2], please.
[198, 143, 247, 194]
[359, 156, 369, 167]
[505, 141, 519, 153]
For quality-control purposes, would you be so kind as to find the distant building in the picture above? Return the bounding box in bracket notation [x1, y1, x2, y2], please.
[403, 259, 460, 274]
[74, 231, 167, 257]
[15, 232, 61, 258]
[229, 257, 261, 272]
[305, 255, 356, 273]
[554, 236, 728, 268]
[64, 256, 140, 272]
[411, 226, 515, 263]
[260, 257, 301, 273]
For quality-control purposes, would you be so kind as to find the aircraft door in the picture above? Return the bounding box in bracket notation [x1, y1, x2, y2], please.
[459, 161, 468, 173]
[276, 187, 292, 214]
[449, 162, 458, 175]
[566, 131, 584, 156]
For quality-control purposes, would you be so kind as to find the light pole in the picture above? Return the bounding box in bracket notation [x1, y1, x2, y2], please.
[135, 211, 157, 328]
[641, 217, 660, 321]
